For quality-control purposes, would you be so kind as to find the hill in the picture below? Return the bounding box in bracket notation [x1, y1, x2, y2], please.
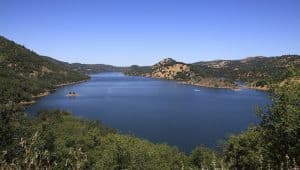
[125, 55, 300, 89]
[0, 36, 89, 104]
[192, 55, 300, 88]
[69, 63, 126, 74]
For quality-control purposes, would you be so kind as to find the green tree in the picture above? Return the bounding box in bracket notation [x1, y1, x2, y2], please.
[224, 81, 300, 169]
[223, 128, 263, 169]
[95, 133, 187, 169]
[259, 81, 300, 168]
[189, 145, 224, 169]
[0, 102, 31, 162]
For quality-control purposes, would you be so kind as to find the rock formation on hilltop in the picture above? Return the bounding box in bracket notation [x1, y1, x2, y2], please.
[152, 58, 191, 80]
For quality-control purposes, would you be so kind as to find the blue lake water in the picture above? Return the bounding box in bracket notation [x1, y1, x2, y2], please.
[26, 72, 270, 152]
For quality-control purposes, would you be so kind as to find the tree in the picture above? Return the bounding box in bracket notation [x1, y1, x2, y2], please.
[223, 128, 263, 169]
[0, 102, 31, 162]
[189, 145, 224, 169]
[259, 81, 300, 168]
[95, 133, 187, 169]
[224, 81, 300, 169]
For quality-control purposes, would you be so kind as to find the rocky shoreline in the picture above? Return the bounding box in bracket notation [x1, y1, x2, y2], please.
[54, 79, 88, 88]
[179, 79, 271, 91]
[130, 73, 270, 91]
[178, 80, 239, 90]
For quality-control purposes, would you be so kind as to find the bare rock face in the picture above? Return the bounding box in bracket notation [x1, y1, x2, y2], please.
[28, 66, 53, 77]
[154, 58, 177, 67]
[29, 70, 39, 77]
[151, 58, 191, 80]
[207, 60, 228, 68]
[41, 66, 52, 73]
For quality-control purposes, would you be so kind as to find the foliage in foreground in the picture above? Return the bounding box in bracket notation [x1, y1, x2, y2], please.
[0, 110, 189, 169]
[223, 81, 300, 169]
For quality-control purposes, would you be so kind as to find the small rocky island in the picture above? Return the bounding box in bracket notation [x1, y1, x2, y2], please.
[66, 91, 79, 97]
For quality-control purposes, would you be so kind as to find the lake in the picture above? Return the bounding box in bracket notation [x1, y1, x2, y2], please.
[26, 72, 270, 152]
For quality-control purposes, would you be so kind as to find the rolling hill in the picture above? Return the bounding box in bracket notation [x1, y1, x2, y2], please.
[125, 55, 300, 89]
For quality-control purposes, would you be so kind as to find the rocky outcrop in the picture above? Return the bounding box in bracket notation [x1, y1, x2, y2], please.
[66, 92, 79, 97]
[28, 66, 52, 77]
[154, 58, 176, 67]
[41, 66, 52, 74]
[152, 58, 191, 80]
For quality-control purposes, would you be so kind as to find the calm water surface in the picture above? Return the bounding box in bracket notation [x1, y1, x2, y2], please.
[26, 72, 270, 152]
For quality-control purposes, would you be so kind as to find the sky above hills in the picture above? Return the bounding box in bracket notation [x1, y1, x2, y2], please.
[0, 0, 299, 66]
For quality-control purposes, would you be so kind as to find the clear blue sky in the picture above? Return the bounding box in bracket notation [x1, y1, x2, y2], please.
[0, 0, 299, 66]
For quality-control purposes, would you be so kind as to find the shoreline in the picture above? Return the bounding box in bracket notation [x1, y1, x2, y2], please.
[130, 74, 240, 90]
[127, 73, 270, 91]
[179, 80, 270, 91]
[178, 81, 239, 90]
[20, 79, 89, 106]
[54, 79, 88, 88]
[20, 73, 270, 107]
[244, 86, 269, 91]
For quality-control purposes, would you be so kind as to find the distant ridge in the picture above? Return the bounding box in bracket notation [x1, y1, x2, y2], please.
[69, 63, 126, 74]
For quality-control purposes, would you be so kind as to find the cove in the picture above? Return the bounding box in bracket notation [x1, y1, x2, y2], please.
[26, 72, 270, 152]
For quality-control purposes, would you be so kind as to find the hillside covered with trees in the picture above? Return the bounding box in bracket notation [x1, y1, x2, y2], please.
[0, 36, 89, 104]
[125, 55, 300, 89]
[192, 55, 300, 89]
